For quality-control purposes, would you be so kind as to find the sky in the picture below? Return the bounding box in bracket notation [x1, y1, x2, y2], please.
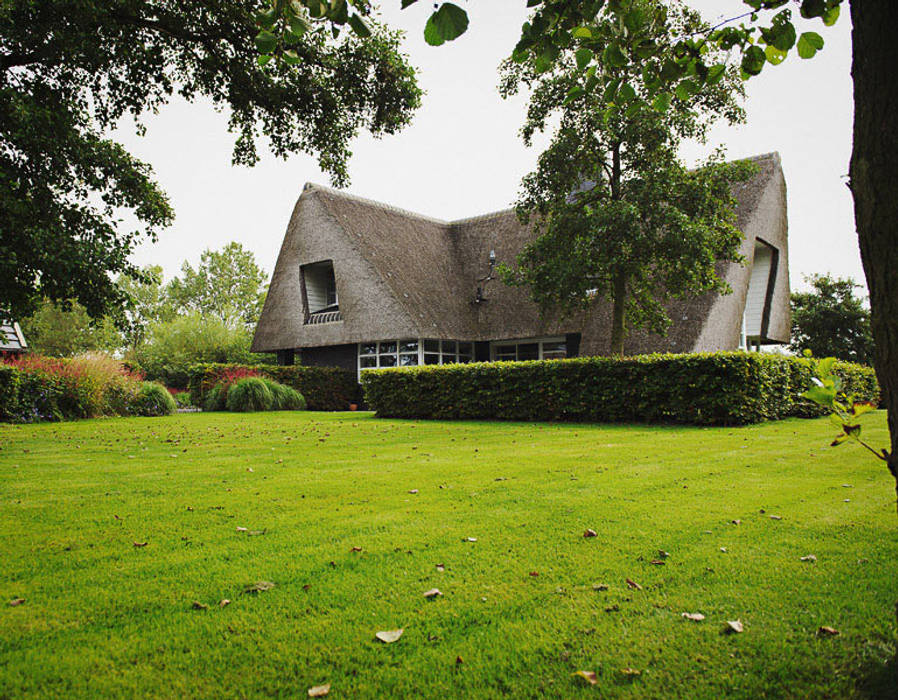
[118, 1, 860, 295]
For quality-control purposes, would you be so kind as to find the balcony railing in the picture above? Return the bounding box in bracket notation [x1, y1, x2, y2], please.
[305, 309, 343, 325]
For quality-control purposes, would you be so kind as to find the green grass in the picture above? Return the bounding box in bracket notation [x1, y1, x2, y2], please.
[1, 411, 896, 699]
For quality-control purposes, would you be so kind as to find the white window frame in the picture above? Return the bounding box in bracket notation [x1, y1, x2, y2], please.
[489, 337, 567, 362]
[358, 338, 474, 380]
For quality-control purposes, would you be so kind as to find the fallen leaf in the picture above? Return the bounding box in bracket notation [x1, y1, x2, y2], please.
[817, 626, 840, 637]
[529, 571, 539, 577]
[720, 547, 728, 553]
[731, 519, 741, 525]
[650, 559, 665, 566]
[463, 537, 477, 542]
[8, 598, 25, 607]
[246, 530, 265, 536]
[800, 554, 817, 563]
[455, 655, 463, 665]
[592, 583, 609, 591]
[236, 527, 248, 532]
[113, 514, 121, 520]
[626, 578, 642, 590]
[133, 541, 148, 547]
[302, 584, 311, 591]
[191, 601, 209, 610]
[375, 628, 403, 644]
[605, 604, 620, 613]
[620, 667, 641, 676]
[351, 546, 363, 552]
[436, 564, 445, 572]
[423, 588, 442, 598]
[769, 515, 783, 521]
[574, 670, 598, 686]
[723, 620, 744, 634]
[244, 581, 275, 594]
[682, 612, 705, 621]
[308, 684, 331, 697]
[583, 528, 598, 538]
[408, 489, 419, 494]
[219, 599, 231, 608]
[657, 550, 670, 559]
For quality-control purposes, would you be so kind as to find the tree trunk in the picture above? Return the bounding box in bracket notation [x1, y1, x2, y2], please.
[849, 2, 898, 513]
[610, 269, 627, 356]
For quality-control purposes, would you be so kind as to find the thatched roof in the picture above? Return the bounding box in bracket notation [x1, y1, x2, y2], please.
[253, 152, 789, 354]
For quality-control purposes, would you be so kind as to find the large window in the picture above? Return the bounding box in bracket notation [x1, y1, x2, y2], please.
[302, 261, 338, 314]
[358, 338, 473, 378]
[490, 337, 567, 362]
[422, 339, 473, 366]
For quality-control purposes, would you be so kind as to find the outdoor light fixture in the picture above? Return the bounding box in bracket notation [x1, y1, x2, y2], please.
[474, 249, 497, 304]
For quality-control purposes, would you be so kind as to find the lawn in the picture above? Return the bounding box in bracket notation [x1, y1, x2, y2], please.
[0, 411, 896, 699]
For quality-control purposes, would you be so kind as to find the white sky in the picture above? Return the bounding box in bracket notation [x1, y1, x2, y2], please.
[119, 1, 860, 295]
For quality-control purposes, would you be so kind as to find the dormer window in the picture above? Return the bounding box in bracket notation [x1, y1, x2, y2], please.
[301, 261, 342, 325]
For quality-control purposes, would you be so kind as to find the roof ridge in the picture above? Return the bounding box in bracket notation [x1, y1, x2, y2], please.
[303, 183, 451, 226]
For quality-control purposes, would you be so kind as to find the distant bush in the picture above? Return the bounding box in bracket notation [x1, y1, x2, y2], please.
[361, 352, 881, 426]
[188, 363, 357, 411]
[132, 382, 177, 416]
[261, 377, 306, 411]
[225, 377, 273, 412]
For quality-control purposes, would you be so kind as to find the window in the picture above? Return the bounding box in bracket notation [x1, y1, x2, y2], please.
[359, 338, 472, 378]
[489, 337, 567, 362]
[301, 261, 338, 314]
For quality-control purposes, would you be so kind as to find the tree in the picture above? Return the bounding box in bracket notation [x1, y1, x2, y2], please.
[790, 274, 874, 364]
[499, 1, 751, 355]
[0, 0, 421, 322]
[115, 265, 176, 350]
[19, 300, 121, 357]
[166, 243, 268, 329]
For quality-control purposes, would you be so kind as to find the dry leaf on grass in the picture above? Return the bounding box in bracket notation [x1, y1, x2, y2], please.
[8, 598, 25, 607]
[307, 684, 330, 697]
[455, 655, 463, 665]
[592, 583, 609, 591]
[375, 628, 403, 644]
[769, 515, 783, 521]
[133, 541, 148, 547]
[731, 519, 742, 525]
[423, 588, 442, 599]
[657, 550, 670, 559]
[620, 667, 641, 677]
[236, 527, 248, 532]
[408, 489, 419, 494]
[583, 528, 598, 538]
[351, 546, 363, 553]
[650, 559, 666, 566]
[436, 564, 445, 572]
[800, 554, 817, 563]
[191, 601, 209, 610]
[682, 612, 705, 621]
[463, 537, 477, 543]
[574, 670, 598, 685]
[244, 581, 275, 594]
[723, 620, 744, 634]
[626, 578, 642, 590]
[219, 599, 231, 608]
[529, 571, 539, 577]
[817, 626, 840, 637]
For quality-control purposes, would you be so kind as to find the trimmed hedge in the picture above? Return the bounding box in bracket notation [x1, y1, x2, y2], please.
[187, 363, 359, 411]
[361, 352, 881, 426]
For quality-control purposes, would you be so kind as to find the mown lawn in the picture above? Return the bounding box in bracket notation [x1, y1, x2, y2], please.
[0, 411, 896, 699]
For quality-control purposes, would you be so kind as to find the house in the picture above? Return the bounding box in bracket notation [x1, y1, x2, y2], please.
[252, 152, 790, 376]
[0, 318, 27, 356]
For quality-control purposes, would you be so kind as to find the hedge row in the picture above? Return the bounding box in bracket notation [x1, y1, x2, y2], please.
[361, 352, 881, 426]
[1, 363, 175, 423]
[187, 363, 359, 411]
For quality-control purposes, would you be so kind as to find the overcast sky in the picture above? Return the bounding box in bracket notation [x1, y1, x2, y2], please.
[118, 1, 860, 294]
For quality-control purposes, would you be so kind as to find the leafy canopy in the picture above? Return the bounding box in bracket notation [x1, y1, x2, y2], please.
[0, 0, 421, 321]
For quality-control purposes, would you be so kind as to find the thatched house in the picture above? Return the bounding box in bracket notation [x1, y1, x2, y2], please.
[0, 318, 27, 356]
[253, 153, 790, 376]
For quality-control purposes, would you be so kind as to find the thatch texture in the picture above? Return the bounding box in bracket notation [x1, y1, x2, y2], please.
[252, 153, 790, 355]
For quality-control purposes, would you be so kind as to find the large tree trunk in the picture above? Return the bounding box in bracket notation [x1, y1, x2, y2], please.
[849, 2, 898, 512]
[610, 270, 627, 356]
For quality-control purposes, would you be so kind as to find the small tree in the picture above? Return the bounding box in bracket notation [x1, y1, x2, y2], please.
[20, 299, 121, 357]
[790, 273, 874, 364]
[499, 0, 752, 355]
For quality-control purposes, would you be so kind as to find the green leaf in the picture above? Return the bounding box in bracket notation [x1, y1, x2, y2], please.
[289, 16, 310, 38]
[741, 45, 767, 76]
[575, 48, 594, 71]
[401, 0, 418, 8]
[254, 30, 278, 54]
[347, 13, 371, 38]
[563, 86, 586, 106]
[822, 6, 841, 26]
[572, 26, 592, 39]
[603, 43, 629, 68]
[674, 79, 699, 101]
[797, 31, 824, 59]
[706, 64, 726, 85]
[618, 82, 636, 103]
[256, 54, 273, 68]
[830, 433, 850, 446]
[765, 45, 788, 65]
[802, 385, 836, 407]
[283, 49, 300, 65]
[817, 357, 836, 379]
[652, 92, 672, 113]
[602, 77, 622, 103]
[424, 3, 469, 47]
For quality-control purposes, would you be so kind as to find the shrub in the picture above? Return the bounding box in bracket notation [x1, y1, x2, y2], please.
[203, 383, 227, 412]
[131, 382, 177, 417]
[0, 365, 21, 421]
[225, 377, 273, 412]
[361, 352, 881, 426]
[187, 363, 358, 411]
[261, 377, 306, 411]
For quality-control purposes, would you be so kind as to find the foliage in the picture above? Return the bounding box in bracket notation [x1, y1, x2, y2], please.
[166, 243, 268, 329]
[131, 382, 178, 417]
[116, 265, 176, 349]
[0, 0, 422, 322]
[790, 273, 874, 364]
[225, 377, 274, 412]
[261, 377, 307, 411]
[0, 352, 165, 422]
[188, 363, 359, 411]
[361, 352, 880, 426]
[498, 1, 752, 354]
[130, 314, 266, 389]
[19, 299, 122, 357]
